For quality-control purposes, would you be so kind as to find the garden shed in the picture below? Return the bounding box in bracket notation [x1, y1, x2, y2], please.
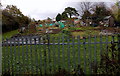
[104, 16, 114, 27]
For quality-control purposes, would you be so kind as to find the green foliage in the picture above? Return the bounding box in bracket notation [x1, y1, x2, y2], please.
[68, 26, 95, 31]
[47, 17, 52, 20]
[92, 42, 120, 75]
[112, 1, 120, 27]
[61, 12, 68, 19]
[2, 9, 19, 32]
[2, 5, 31, 33]
[81, 10, 91, 20]
[115, 1, 120, 6]
[68, 27, 77, 31]
[56, 13, 62, 21]
[114, 9, 120, 26]
[64, 7, 79, 18]
[92, 4, 111, 24]
[62, 29, 71, 36]
[2, 29, 19, 38]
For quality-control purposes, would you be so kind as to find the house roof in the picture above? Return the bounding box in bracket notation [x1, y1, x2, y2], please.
[104, 16, 111, 20]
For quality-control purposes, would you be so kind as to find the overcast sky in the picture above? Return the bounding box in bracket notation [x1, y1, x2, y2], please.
[1, 0, 117, 20]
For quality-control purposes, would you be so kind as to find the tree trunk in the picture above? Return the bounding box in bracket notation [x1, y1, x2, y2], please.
[70, 14, 72, 18]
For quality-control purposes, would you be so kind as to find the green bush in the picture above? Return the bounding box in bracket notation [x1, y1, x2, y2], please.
[62, 29, 71, 36]
[92, 42, 120, 75]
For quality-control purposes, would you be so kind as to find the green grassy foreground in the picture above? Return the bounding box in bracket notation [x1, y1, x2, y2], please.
[2, 29, 19, 38]
[2, 35, 118, 75]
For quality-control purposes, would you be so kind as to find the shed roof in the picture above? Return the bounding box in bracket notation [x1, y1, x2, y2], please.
[104, 16, 112, 20]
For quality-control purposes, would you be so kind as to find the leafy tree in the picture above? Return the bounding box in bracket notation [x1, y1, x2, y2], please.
[64, 7, 79, 18]
[5, 5, 31, 26]
[61, 12, 68, 20]
[56, 13, 62, 21]
[22, 16, 31, 25]
[81, 10, 91, 20]
[2, 10, 19, 32]
[92, 3, 112, 24]
[78, 2, 93, 26]
[112, 1, 120, 27]
[47, 17, 52, 20]
[6, 5, 23, 17]
[115, 10, 120, 27]
[2, 5, 31, 33]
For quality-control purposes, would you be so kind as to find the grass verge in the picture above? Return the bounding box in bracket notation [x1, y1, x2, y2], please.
[2, 30, 19, 38]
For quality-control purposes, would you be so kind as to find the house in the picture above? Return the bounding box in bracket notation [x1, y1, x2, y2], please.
[103, 16, 114, 27]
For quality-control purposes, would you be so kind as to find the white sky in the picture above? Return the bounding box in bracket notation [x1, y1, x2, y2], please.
[1, 0, 118, 20]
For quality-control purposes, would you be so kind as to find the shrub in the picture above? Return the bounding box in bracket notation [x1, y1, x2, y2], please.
[92, 42, 120, 75]
[62, 29, 71, 37]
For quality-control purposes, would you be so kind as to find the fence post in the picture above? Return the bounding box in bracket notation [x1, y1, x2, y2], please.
[83, 36, 86, 74]
[43, 35, 47, 75]
[46, 34, 51, 74]
[67, 36, 70, 72]
[62, 35, 65, 69]
[118, 34, 120, 62]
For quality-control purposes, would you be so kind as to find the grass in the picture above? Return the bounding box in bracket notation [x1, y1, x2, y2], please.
[71, 30, 100, 38]
[2, 35, 118, 75]
[48, 27, 100, 40]
[2, 29, 19, 38]
[69, 26, 97, 31]
[61, 26, 101, 38]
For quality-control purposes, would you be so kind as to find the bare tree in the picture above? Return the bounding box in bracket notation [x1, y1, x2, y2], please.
[78, 2, 93, 16]
[77, 2, 94, 26]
